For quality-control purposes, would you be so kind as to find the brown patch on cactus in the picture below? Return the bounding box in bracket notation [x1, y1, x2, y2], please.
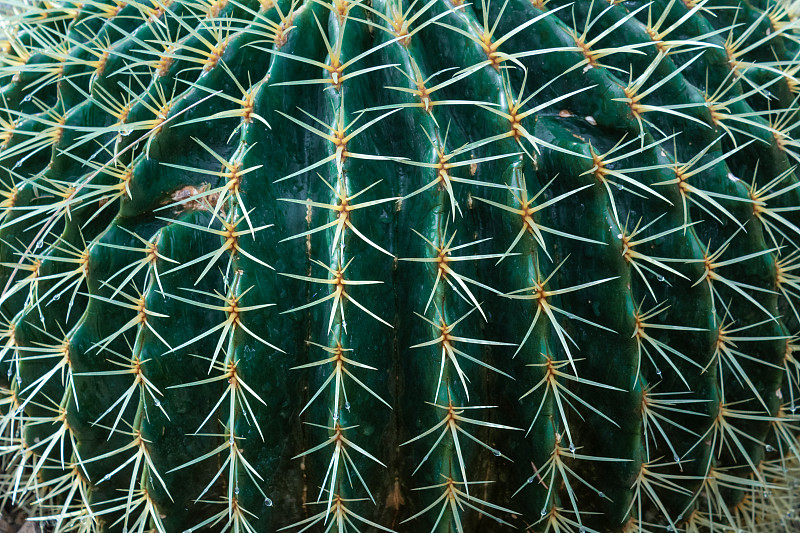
[168, 184, 212, 213]
[385, 478, 405, 510]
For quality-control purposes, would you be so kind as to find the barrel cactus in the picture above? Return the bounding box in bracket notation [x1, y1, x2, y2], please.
[1, 0, 800, 531]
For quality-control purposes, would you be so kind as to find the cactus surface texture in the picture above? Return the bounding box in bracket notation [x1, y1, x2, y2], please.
[3, 0, 800, 531]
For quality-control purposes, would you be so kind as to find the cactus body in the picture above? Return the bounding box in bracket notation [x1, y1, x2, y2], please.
[1, 0, 800, 531]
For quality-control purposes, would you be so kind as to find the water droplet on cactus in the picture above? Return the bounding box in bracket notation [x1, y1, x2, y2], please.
[16, 375, 21, 384]
[6, 368, 11, 378]
[615, 183, 623, 190]
[23, 95, 32, 102]
[616, 233, 622, 239]
[540, 509, 547, 517]
[492, 448, 501, 456]
[673, 454, 680, 462]
[332, 412, 339, 421]
[345, 401, 350, 411]
[229, 435, 235, 445]
[569, 444, 575, 453]
[667, 526, 673, 532]
[766, 444, 775, 452]
[597, 492, 605, 498]
[264, 497, 273, 507]
[154, 400, 161, 407]
[53, 294, 60, 301]
[102, 474, 111, 481]
[121, 128, 132, 136]
[656, 275, 665, 282]
[234, 486, 240, 495]
[526, 476, 535, 484]
[35, 240, 44, 249]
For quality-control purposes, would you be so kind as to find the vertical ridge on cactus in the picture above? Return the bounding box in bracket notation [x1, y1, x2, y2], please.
[1, 0, 800, 531]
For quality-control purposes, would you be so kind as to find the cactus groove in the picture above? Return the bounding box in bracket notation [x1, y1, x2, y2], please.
[1, 0, 800, 531]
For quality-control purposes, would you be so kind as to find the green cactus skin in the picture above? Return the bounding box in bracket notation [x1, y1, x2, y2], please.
[1, 0, 800, 531]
